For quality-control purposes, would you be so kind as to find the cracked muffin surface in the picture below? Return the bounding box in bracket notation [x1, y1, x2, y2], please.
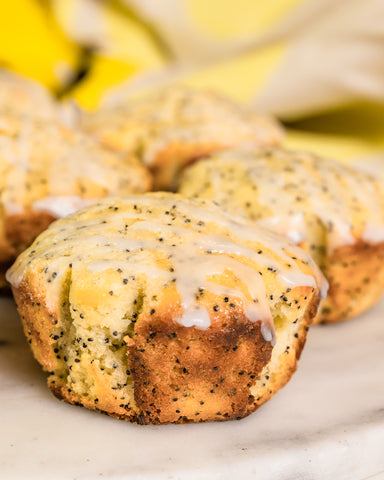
[7, 192, 325, 424]
[0, 114, 152, 287]
[178, 148, 384, 323]
[82, 86, 283, 191]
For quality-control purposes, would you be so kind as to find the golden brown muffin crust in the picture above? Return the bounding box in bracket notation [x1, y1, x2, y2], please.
[178, 149, 384, 323]
[82, 86, 284, 190]
[319, 241, 384, 323]
[8, 193, 325, 424]
[0, 114, 152, 287]
[126, 293, 273, 424]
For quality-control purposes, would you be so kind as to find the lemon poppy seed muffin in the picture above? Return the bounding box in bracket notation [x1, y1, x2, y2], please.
[7, 193, 325, 424]
[178, 148, 384, 323]
[82, 86, 284, 191]
[0, 114, 152, 287]
[0, 69, 57, 119]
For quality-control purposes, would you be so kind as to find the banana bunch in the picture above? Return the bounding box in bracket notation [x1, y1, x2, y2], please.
[1, 0, 383, 165]
[51, 0, 166, 109]
[0, 0, 81, 93]
[0, 0, 166, 109]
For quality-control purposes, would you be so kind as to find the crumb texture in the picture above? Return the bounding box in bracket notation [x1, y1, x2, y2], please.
[82, 86, 284, 190]
[179, 148, 384, 323]
[0, 114, 152, 286]
[9, 193, 323, 424]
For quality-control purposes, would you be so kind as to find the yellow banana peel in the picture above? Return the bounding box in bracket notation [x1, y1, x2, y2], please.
[0, 0, 81, 92]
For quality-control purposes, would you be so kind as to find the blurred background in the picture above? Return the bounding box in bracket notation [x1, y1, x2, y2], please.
[1, 0, 384, 165]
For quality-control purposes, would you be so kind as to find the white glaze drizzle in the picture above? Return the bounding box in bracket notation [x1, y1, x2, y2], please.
[257, 213, 306, 245]
[46, 132, 117, 195]
[190, 150, 384, 252]
[338, 163, 384, 244]
[7, 195, 326, 341]
[87, 86, 282, 167]
[0, 117, 145, 218]
[32, 196, 96, 219]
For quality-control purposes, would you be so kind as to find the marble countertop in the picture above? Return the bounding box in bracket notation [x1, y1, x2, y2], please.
[1, 296, 383, 480]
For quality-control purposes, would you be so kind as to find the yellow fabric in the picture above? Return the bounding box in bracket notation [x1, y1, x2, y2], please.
[0, 0, 81, 90]
[1, 0, 384, 164]
[68, 56, 138, 110]
[286, 103, 384, 163]
[186, 0, 305, 39]
[51, 0, 165, 108]
[184, 43, 286, 104]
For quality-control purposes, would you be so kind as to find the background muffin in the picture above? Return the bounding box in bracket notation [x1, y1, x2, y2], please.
[82, 86, 284, 191]
[0, 114, 152, 287]
[7, 193, 325, 424]
[0, 68, 58, 119]
[178, 148, 384, 323]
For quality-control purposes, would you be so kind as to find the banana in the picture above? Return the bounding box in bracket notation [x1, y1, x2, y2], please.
[0, 0, 82, 92]
[52, 0, 166, 108]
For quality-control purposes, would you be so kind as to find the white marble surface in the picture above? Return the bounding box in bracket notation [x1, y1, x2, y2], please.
[0, 296, 383, 480]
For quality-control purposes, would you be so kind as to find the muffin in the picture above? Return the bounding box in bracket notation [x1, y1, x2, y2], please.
[0, 114, 152, 287]
[0, 69, 57, 119]
[81, 86, 284, 191]
[178, 148, 384, 323]
[7, 193, 325, 424]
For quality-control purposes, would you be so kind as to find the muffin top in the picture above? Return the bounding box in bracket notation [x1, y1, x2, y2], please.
[0, 69, 57, 119]
[0, 114, 152, 217]
[7, 193, 326, 343]
[82, 86, 284, 166]
[178, 149, 384, 252]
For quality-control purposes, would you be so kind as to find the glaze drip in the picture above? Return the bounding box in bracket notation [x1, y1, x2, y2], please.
[0, 116, 150, 217]
[179, 149, 384, 252]
[7, 194, 326, 342]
